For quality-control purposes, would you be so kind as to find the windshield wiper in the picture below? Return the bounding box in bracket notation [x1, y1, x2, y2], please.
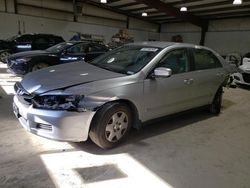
[98, 65, 116, 72]
[93, 64, 128, 75]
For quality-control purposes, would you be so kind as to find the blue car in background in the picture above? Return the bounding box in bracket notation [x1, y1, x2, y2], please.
[7, 41, 109, 76]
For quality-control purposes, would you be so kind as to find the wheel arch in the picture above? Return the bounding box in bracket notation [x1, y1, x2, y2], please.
[92, 98, 141, 130]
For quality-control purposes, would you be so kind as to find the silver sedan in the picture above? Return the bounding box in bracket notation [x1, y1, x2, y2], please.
[13, 42, 231, 149]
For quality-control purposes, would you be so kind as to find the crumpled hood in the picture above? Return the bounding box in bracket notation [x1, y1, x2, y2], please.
[9, 50, 52, 59]
[20, 62, 124, 94]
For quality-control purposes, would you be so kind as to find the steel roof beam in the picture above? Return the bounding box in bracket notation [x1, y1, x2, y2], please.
[134, 0, 208, 29]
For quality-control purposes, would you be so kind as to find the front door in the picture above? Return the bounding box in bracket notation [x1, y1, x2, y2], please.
[143, 48, 196, 121]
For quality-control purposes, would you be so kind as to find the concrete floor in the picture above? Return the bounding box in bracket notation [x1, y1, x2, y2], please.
[0, 63, 250, 188]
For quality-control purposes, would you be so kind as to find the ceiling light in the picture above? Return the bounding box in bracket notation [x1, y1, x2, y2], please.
[142, 12, 148, 17]
[180, 6, 187, 12]
[100, 0, 107, 3]
[233, 0, 242, 4]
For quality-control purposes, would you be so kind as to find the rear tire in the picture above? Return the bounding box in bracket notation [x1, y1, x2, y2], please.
[210, 87, 223, 115]
[31, 63, 49, 72]
[89, 102, 132, 149]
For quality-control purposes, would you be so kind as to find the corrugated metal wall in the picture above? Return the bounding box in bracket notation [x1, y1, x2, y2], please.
[0, 0, 160, 42]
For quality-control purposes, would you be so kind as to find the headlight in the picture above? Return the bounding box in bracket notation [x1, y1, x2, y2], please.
[32, 95, 85, 111]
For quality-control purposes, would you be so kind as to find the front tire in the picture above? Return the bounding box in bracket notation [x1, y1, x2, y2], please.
[31, 63, 49, 72]
[89, 102, 132, 149]
[0, 51, 11, 63]
[210, 87, 223, 115]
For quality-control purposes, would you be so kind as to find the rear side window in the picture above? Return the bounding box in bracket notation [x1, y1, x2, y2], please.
[157, 49, 190, 74]
[34, 36, 48, 44]
[88, 44, 107, 52]
[193, 49, 222, 70]
[53, 36, 64, 43]
[46, 36, 63, 44]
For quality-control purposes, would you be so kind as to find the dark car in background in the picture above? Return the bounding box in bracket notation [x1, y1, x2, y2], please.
[7, 41, 109, 76]
[0, 33, 64, 63]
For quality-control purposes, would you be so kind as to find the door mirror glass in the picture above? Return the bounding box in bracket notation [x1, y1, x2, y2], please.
[154, 67, 172, 78]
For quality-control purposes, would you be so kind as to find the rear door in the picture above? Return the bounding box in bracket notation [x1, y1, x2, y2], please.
[189, 48, 225, 106]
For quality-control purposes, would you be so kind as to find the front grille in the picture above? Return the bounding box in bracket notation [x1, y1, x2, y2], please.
[242, 73, 250, 83]
[37, 123, 52, 131]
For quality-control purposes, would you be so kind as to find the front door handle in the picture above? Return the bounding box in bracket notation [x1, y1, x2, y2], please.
[184, 78, 194, 85]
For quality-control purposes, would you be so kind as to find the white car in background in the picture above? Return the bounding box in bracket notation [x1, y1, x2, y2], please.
[233, 53, 250, 86]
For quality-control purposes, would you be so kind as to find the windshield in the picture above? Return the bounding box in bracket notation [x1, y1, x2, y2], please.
[89, 45, 162, 75]
[46, 42, 74, 53]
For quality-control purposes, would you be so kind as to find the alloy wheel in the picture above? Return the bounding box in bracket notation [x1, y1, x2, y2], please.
[105, 111, 128, 142]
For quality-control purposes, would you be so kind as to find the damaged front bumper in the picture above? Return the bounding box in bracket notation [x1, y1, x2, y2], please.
[13, 95, 96, 142]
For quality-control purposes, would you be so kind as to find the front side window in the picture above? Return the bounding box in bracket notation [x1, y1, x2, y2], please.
[67, 43, 87, 54]
[193, 49, 222, 70]
[46, 42, 73, 53]
[157, 49, 189, 74]
[15, 35, 33, 43]
[90, 45, 162, 74]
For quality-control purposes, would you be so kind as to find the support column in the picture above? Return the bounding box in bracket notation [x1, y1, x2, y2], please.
[4, 0, 7, 12]
[73, 0, 78, 22]
[126, 16, 130, 29]
[200, 22, 209, 46]
[14, 0, 17, 14]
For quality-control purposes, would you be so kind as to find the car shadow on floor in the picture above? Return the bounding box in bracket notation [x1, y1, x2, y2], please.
[71, 93, 237, 154]
[71, 107, 218, 154]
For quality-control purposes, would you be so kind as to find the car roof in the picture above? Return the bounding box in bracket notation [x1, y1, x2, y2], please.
[65, 41, 104, 45]
[126, 41, 206, 49]
[17, 33, 62, 37]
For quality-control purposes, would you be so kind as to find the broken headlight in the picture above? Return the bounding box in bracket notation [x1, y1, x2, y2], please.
[32, 95, 85, 111]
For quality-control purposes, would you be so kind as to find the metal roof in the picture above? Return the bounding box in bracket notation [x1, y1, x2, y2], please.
[83, 0, 250, 25]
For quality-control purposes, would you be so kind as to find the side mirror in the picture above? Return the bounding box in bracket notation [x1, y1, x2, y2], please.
[61, 50, 68, 55]
[153, 67, 172, 78]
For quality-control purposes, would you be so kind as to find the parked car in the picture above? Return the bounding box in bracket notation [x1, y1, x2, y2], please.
[0, 33, 64, 63]
[233, 52, 250, 86]
[7, 41, 109, 76]
[13, 42, 231, 149]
